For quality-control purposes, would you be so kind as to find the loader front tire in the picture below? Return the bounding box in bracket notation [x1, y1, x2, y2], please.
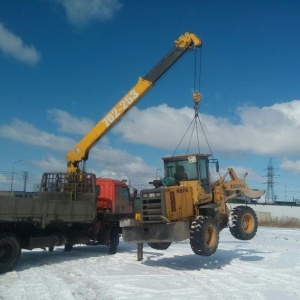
[190, 216, 219, 256]
[0, 234, 21, 274]
[229, 206, 258, 240]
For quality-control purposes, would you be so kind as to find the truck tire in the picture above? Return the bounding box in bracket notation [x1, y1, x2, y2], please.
[0, 233, 21, 274]
[148, 242, 172, 250]
[229, 206, 258, 240]
[109, 224, 119, 255]
[190, 216, 219, 256]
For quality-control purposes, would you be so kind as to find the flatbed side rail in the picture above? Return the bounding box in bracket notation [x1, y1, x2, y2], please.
[40, 173, 96, 196]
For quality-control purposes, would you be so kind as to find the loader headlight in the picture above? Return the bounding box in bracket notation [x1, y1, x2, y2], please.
[149, 192, 161, 197]
[142, 192, 161, 198]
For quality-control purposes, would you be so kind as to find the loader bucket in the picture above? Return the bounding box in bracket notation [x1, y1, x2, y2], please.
[243, 185, 265, 199]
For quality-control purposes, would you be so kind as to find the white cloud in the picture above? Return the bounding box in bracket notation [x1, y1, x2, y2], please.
[89, 142, 156, 184]
[0, 22, 41, 65]
[2, 99, 300, 185]
[0, 115, 154, 184]
[0, 119, 74, 152]
[272, 100, 300, 125]
[280, 158, 300, 174]
[48, 109, 94, 135]
[113, 104, 195, 150]
[32, 155, 65, 172]
[55, 0, 123, 26]
[113, 100, 300, 157]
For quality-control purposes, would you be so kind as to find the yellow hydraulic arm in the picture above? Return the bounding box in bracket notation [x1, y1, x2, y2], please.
[66, 33, 202, 176]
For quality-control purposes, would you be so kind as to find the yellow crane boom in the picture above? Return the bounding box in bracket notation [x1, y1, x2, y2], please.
[66, 33, 202, 176]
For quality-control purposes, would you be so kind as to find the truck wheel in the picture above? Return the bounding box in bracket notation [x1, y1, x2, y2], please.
[148, 242, 172, 250]
[190, 216, 219, 256]
[109, 224, 119, 255]
[0, 234, 21, 274]
[229, 206, 258, 240]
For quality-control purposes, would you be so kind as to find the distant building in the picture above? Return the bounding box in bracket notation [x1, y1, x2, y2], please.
[274, 200, 300, 207]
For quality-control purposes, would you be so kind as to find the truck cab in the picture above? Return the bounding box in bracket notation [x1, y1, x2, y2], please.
[96, 178, 133, 218]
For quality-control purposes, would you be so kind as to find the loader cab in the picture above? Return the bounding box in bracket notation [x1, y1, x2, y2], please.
[162, 154, 211, 194]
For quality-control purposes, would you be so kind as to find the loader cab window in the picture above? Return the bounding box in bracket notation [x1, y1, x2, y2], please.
[164, 155, 210, 193]
[174, 165, 188, 181]
[164, 158, 198, 181]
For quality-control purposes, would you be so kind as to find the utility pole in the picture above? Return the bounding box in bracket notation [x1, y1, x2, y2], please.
[23, 172, 28, 194]
[10, 160, 23, 196]
[264, 158, 278, 203]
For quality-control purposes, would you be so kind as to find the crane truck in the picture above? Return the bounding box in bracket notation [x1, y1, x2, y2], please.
[0, 32, 202, 273]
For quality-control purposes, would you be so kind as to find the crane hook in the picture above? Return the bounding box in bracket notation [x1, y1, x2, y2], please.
[193, 92, 201, 116]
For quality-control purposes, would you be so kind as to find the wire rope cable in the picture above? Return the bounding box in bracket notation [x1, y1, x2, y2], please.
[171, 46, 216, 162]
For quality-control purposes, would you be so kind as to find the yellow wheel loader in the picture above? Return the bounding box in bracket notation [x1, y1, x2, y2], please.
[121, 153, 265, 259]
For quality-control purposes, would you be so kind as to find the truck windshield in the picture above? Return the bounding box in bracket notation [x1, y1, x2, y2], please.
[121, 186, 130, 200]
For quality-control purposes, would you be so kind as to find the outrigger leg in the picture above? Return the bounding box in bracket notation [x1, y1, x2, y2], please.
[137, 243, 143, 261]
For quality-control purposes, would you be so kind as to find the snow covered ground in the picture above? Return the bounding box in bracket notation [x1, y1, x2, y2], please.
[0, 227, 299, 300]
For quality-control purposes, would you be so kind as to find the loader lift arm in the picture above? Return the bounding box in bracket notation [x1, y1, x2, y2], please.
[66, 33, 202, 176]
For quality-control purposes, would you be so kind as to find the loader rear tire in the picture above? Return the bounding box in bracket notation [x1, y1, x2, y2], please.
[0, 233, 21, 274]
[229, 206, 258, 240]
[148, 242, 172, 250]
[190, 216, 219, 256]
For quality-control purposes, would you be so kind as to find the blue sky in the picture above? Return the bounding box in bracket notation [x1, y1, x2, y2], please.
[0, 0, 300, 201]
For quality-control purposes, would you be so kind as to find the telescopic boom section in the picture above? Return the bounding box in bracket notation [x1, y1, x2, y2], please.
[66, 33, 202, 175]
